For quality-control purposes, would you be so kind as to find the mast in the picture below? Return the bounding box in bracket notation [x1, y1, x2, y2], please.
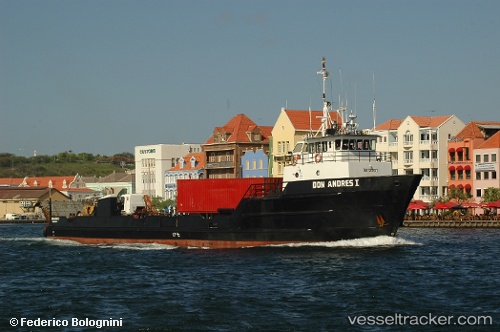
[372, 71, 376, 130]
[317, 57, 331, 136]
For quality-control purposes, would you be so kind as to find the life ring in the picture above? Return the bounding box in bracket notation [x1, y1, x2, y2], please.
[314, 153, 322, 163]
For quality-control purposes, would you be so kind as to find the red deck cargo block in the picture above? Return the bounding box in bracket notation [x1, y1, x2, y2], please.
[177, 178, 281, 214]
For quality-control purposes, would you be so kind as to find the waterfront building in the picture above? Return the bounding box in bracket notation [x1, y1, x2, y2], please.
[270, 108, 343, 177]
[0, 187, 69, 219]
[202, 114, 272, 179]
[447, 122, 500, 200]
[0, 175, 98, 201]
[134, 143, 201, 198]
[164, 152, 205, 200]
[82, 170, 134, 197]
[241, 149, 268, 178]
[373, 115, 465, 203]
[474, 130, 500, 201]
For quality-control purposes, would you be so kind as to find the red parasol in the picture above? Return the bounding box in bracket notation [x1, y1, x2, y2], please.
[434, 202, 459, 210]
[407, 200, 429, 210]
[485, 200, 500, 208]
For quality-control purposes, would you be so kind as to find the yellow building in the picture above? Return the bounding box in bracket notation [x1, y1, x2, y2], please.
[270, 108, 342, 177]
[373, 115, 465, 202]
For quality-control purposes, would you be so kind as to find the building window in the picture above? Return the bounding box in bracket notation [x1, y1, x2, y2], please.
[484, 154, 489, 162]
[450, 171, 456, 180]
[476, 172, 481, 180]
[404, 151, 413, 163]
[492, 171, 497, 179]
[476, 189, 482, 197]
[492, 154, 497, 162]
[476, 155, 481, 163]
[403, 131, 413, 144]
[465, 169, 471, 180]
[484, 172, 489, 180]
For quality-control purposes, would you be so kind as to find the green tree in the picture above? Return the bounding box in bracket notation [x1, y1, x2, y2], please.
[482, 187, 500, 203]
[151, 196, 175, 212]
[447, 187, 469, 202]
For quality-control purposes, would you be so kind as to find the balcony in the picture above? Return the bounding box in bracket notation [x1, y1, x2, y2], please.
[206, 161, 235, 169]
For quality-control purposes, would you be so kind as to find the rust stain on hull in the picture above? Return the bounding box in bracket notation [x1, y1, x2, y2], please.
[48, 236, 306, 249]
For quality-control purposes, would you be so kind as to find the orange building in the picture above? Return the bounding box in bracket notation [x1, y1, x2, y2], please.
[448, 122, 500, 199]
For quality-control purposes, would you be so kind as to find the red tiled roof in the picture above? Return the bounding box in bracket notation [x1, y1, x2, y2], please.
[0, 178, 25, 187]
[374, 119, 403, 131]
[204, 114, 271, 144]
[455, 121, 500, 140]
[169, 152, 205, 171]
[0, 175, 80, 192]
[285, 110, 343, 131]
[410, 115, 452, 127]
[477, 130, 500, 149]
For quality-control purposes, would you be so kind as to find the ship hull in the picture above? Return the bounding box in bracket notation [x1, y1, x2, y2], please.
[43, 174, 421, 249]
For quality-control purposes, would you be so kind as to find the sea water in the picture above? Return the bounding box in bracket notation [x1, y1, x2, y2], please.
[1, 224, 498, 331]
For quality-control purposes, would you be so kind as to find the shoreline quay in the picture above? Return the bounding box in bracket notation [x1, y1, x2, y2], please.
[403, 220, 500, 228]
[0, 219, 45, 224]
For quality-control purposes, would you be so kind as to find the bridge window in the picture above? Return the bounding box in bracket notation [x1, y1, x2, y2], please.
[293, 143, 303, 153]
[335, 139, 342, 150]
[349, 140, 356, 150]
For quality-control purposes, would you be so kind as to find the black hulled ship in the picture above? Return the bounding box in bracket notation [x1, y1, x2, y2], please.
[43, 58, 421, 248]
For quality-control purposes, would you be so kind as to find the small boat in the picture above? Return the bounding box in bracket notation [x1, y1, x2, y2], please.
[43, 58, 421, 248]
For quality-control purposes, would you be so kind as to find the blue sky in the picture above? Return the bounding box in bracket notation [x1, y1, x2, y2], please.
[1, 0, 499, 156]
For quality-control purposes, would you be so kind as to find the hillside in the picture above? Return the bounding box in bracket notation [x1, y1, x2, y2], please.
[0, 152, 134, 178]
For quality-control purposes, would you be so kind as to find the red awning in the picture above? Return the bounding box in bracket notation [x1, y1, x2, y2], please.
[464, 165, 471, 171]
[448, 166, 455, 171]
[448, 184, 456, 188]
[462, 201, 479, 208]
[465, 184, 472, 189]
[456, 166, 463, 171]
[458, 184, 464, 189]
[448, 148, 455, 153]
[456, 147, 463, 152]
